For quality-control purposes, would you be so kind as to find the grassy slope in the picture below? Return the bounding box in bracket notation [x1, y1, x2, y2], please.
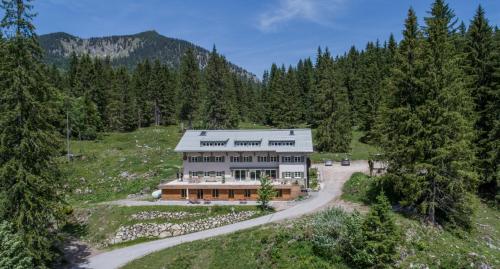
[122, 222, 348, 269]
[123, 173, 500, 269]
[61, 125, 182, 204]
[310, 130, 379, 162]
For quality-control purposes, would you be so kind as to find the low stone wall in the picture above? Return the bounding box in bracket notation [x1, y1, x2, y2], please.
[110, 211, 258, 244]
[130, 211, 202, 220]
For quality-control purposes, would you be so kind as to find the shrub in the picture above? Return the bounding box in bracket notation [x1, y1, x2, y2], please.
[311, 207, 364, 263]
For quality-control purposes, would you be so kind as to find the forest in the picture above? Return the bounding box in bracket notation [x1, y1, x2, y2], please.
[0, 0, 498, 268]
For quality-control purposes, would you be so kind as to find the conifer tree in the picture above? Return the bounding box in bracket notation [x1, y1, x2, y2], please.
[150, 60, 177, 126]
[360, 193, 400, 268]
[0, 0, 64, 265]
[314, 50, 352, 153]
[178, 48, 201, 129]
[297, 58, 315, 124]
[383, 1, 477, 228]
[465, 6, 499, 200]
[203, 47, 239, 129]
[0, 221, 33, 268]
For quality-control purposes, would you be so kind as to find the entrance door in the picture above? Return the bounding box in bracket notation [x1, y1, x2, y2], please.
[197, 189, 204, 199]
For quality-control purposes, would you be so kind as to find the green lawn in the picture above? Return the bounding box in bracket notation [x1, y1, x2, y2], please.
[121, 173, 500, 269]
[64, 205, 265, 249]
[310, 130, 379, 162]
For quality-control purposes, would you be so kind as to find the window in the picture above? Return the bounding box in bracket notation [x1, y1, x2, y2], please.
[216, 171, 224, 177]
[276, 189, 283, 197]
[203, 156, 210, 162]
[190, 171, 201, 177]
[228, 189, 235, 199]
[244, 189, 251, 198]
[230, 156, 241, 163]
[181, 189, 187, 198]
[269, 156, 279, 162]
[212, 189, 219, 198]
[269, 140, 295, 146]
[282, 156, 292, 163]
[200, 141, 227, 147]
[189, 156, 202, 162]
[214, 156, 224, 162]
[197, 189, 203, 199]
[283, 172, 293, 178]
[243, 156, 252, 162]
[294, 156, 304, 163]
[257, 156, 268, 162]
[235, 141, 261, 147]
[294, 172, 304, 178]
[204, 171, 210, 177]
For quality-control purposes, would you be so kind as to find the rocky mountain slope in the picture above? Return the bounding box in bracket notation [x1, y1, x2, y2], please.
[38, 30, 257, 81]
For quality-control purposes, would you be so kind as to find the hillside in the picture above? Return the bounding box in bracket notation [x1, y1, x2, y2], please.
[38, 30, 257, 81]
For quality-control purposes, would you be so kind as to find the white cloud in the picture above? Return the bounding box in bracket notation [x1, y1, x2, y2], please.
[257, 0, 347, 31]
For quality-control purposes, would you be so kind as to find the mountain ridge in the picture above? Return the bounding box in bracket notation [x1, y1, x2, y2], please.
[38, 30, 258, 81]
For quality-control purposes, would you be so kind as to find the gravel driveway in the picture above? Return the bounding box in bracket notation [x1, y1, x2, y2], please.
[78, 161, 368, 269]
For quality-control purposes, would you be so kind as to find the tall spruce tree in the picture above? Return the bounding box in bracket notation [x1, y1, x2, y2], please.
[150, 60, 177, 126]
[383, 1, 477, 228]
[203, 47, 239, 129]
[0, 0, 64, 266]
[465, 6, 499, 200]
[178, 47, 201, 129]
[314, 50, 352, 153]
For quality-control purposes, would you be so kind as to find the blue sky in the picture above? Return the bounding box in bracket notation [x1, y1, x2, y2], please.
[34, 0, 500, 77]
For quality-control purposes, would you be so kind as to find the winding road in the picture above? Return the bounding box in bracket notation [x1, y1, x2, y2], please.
[79, 161, 368, 269]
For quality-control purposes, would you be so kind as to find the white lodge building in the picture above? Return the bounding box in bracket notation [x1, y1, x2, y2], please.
[159, 129, 313, 201]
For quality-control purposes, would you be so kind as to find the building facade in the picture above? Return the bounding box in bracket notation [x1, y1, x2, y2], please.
[159, 129, 313, 201]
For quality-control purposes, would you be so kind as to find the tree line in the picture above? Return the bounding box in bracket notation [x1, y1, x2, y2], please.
[45, 47, 261, 140]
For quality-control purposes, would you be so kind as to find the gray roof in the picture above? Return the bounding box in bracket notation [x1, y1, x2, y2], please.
[175, 129, 313, 153]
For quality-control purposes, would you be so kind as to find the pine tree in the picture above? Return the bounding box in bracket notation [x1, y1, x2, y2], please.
[132, 59, 153, 127]
[0, 0, 64, 266]
[314, 50, 352, 153]
[360, 193, 400, 268]
[0, 221, 33, 269]
[150, 60, 177, 126]
[297, 58, 315, 124]
[383, 1, 477, 228]
[203, 47, 239, 129]
[178, 47, 201, 129]
[465, 6, 499, 200]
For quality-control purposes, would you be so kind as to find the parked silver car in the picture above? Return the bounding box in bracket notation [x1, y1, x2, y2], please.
[340, 158, 350, 166]
[324, 160, 333, 166]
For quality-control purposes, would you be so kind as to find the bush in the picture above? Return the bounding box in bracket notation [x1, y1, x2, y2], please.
[311, 207, 365, 264]
[312, 194, 401, 268]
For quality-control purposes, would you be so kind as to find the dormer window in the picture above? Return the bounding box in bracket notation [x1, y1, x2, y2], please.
[269, 140, 295, 146]
[200, 140, 227, 147]
[234, 140, 261, 147]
